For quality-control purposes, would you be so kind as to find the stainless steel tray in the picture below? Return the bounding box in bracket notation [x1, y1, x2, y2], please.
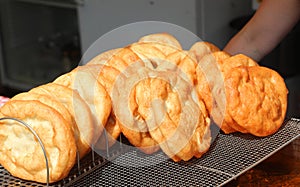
[1, 118, 299, 187]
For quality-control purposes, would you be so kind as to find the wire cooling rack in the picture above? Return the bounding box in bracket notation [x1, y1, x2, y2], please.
[0, 118, 299, 187]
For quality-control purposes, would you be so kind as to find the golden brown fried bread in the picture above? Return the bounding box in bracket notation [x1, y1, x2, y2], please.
[0, 100, 77, 183]
[71, 64, 123, 149]
[213, 54, 257, 134]
[86, 48, 121, 65]
[189, 41, 220, 62]
[111, 69, 160, 154]
[129, 42, 197, 83]
[129, 42, 166, 68]
[196, 51, 230, 111]
[11, 92, 75, 129]
[112, 67, 211, 161]
[196, 52, 228, 129]
[53, 65, 112, 146]
[223, 66, 288, 136]
[220, 54, 258, 74]
[138, 33, 182, 57]
[93, 65, 123, 149]
[138, 32, 182, 50]
[88, 47, 142, 74]
[196, 52, 257, 134]
[29, 83, 94, 158]
[164, 50, 197, 83]
[65, 64, 123, 150]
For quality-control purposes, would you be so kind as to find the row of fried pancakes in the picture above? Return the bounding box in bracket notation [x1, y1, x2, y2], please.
[0, 33, 288, 183]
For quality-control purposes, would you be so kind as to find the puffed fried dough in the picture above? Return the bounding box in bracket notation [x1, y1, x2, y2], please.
[0, 100, 77, 183]
[164, 50, 197, 83]
[11, 92, 75, 130]
[113, 68, 211, 161]
[224, 66, 288, 136]
[71, 64, 123, 150]
[189, 41, 220, 62]
[129, 42, 166, 68]
[196, 52, 228, 129]
[130, 42, 198, 83]
[73, 64, 122, 149]
[93, 65, 123, 149]
[135, 75, 210, 161]
[86, 48, 121, 65]
[220, 54, 258, 74]
[93, 64, 121, 94]
[196, 52, 257, 134]
[29, 83, 94, 158]
[115, 73, 160, 154]
[64, 64, 120, 93]
[53, 66, 112, 145]
[89, 47, 142, 73]
[112, 47, 141, 66]
[138, 32, 182, 50]
[215, 54, 257, 133]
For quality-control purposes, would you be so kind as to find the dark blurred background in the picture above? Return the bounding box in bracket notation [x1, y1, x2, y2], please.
[0, 0, 299, 117]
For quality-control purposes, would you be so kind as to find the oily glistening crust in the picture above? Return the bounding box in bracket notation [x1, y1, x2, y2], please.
[0, 100, 77, 183]
[224, 66, 288, 136]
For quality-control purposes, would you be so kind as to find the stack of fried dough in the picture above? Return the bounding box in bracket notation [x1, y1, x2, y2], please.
[0, 33, 288, 183]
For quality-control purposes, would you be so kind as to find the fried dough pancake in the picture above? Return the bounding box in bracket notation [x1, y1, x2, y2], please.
[195, 52, 228, 130]
[86, 48, 121, 65]
[164, 50, 197, 83]
[111, 68, 160, 154]
[76, 64, 123, 149]
[130, 42, 197, 84]
[211, 51, 231, 65]
[196, 52, 258, 134]
[112, 67, 211, 161]
[189, 41, 220, 62]
[0, 100, 76, 183]
[29, 83, 94, 158]
[88, 47, 141, 71]
[224, 66, 288, 136]
[220, 54, 258, 74]
[53, 66, 112, 146]
[11, 92, 74, 129]
[129, 42, 166, 68]
[94, 65, 124, 149]
[138, 32, 182, 50]
[210, 54, 258, 133]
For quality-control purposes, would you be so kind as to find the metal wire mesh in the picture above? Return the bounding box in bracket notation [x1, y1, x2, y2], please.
[0, 118, 299, 187]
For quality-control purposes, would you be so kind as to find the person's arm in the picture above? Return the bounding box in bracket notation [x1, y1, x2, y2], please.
[223, 0, 300, 62]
